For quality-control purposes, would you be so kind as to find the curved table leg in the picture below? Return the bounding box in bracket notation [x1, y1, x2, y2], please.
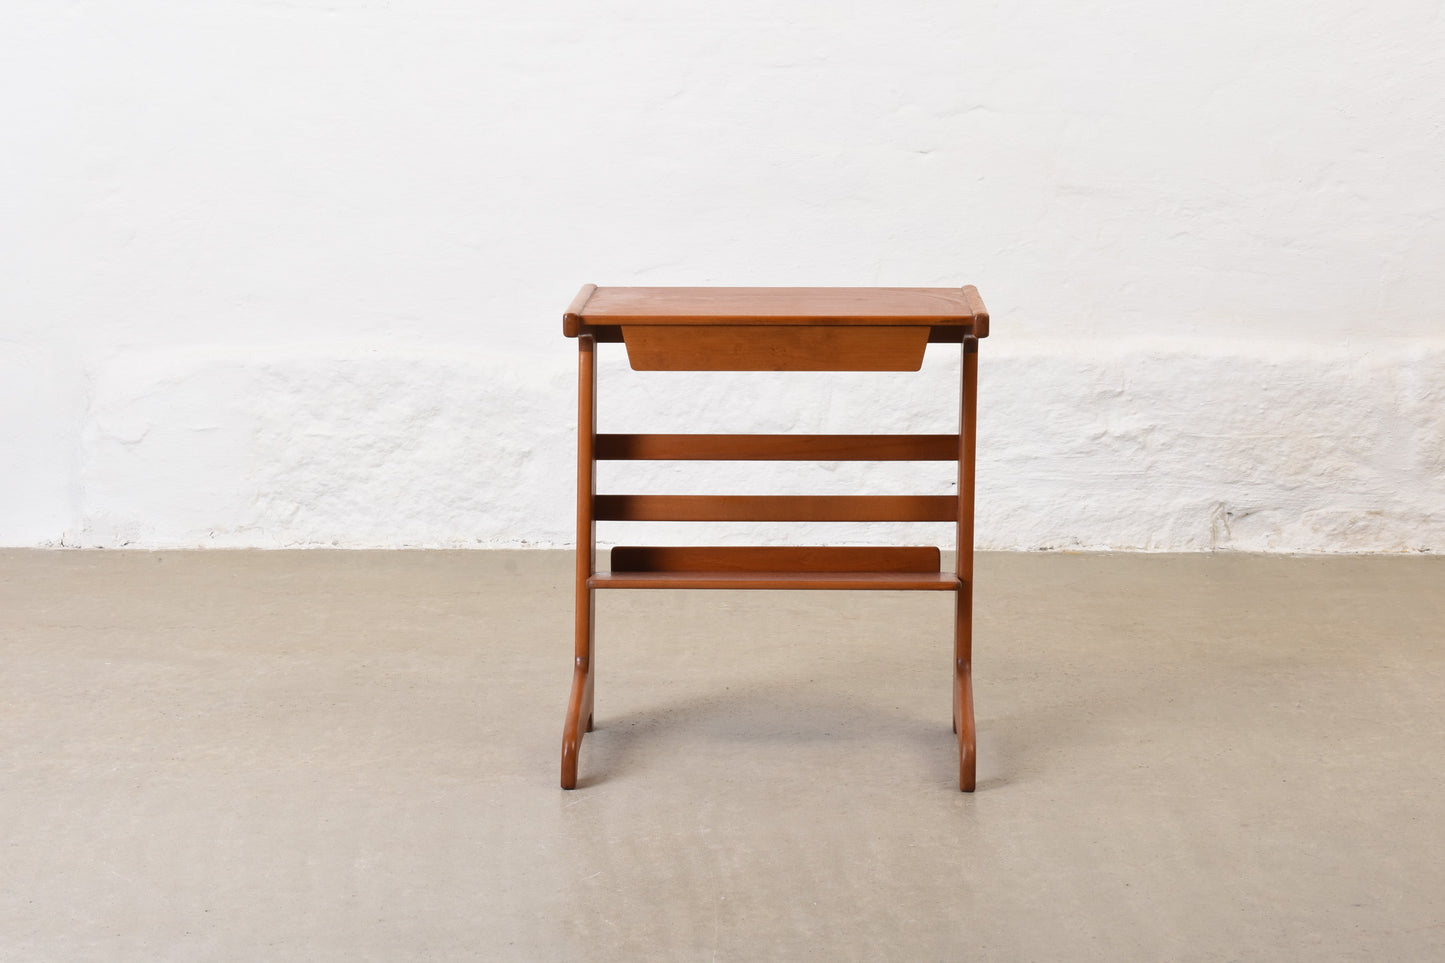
[561, 661, 591, 789]
[560, 590, 595, 789]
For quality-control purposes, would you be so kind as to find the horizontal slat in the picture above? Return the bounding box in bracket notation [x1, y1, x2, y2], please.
[591, 571, 961, 591]
[595, 434, 958, 461]
[611, 546, 941, 574]
[594, 495, 956, 522]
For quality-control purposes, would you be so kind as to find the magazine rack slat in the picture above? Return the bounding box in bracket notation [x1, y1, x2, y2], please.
[560, 285, 988, 791]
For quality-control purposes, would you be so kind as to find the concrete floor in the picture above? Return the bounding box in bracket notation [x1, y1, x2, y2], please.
[1, 550, 1442, 961]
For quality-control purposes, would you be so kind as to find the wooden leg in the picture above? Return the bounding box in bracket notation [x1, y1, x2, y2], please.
[954, 336, 978, 792]
[561, 336, 597, 790]
[583, 685, 595, 732]
[561, 586, 593, 789]
[952, 630, 959, 735]
[581, 591, 595, 733]
[955, 587, 976, 792]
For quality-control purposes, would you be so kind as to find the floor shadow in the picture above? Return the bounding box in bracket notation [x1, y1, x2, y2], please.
[569, 682, 985, 790]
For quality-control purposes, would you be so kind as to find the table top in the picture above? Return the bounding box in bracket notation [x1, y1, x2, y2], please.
[563, 285, 988, 338]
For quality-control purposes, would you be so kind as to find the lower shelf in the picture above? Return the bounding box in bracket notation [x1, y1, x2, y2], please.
[589, 571, 962, 591]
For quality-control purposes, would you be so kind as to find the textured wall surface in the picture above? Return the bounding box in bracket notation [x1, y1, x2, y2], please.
[34, 339, 1443, 552]
[3, 1, 1443, 551]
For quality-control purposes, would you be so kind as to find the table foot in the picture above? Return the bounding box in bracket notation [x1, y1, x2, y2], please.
[561, 659, 593, 789]
[955, 658, 976, 792]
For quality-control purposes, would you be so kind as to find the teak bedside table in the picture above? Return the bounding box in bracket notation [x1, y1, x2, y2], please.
[560, 285, 990, 791]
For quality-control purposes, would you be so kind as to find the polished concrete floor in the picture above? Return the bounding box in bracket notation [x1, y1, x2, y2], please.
[1, 549, 1442, 961]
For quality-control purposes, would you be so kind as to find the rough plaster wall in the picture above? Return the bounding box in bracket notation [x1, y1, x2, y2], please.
[62, 340, 1445, 552]
[3, 1, 1443, 551]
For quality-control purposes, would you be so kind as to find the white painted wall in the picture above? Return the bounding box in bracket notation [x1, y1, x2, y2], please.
[3, 1, 1442, 551]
